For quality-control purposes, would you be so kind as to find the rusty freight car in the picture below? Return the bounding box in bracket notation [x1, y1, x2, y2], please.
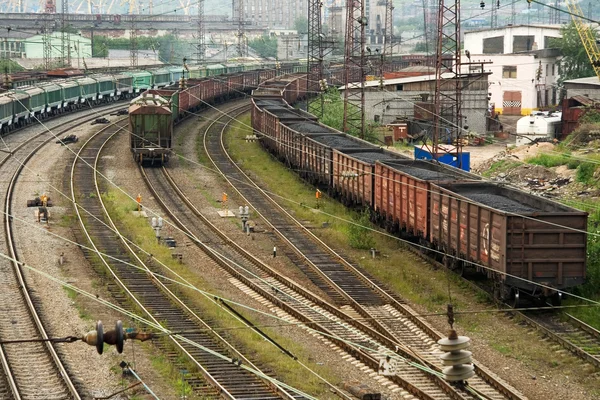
[429, 182, 587, 305]
[374, 160, 480, 239]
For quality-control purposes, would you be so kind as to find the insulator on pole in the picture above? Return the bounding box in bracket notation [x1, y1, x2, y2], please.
[438, 329, 474, 382]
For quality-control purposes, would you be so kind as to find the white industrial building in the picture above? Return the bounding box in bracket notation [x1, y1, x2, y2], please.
[464, 24, 562, 115]
[338, 71, 490, 136]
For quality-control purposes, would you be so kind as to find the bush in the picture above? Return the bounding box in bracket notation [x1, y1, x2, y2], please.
[347, 210, 375, 250]
[576, 162, 597, 185]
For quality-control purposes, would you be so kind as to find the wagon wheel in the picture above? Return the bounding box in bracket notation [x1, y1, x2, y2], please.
[510, 288, 520, 309]
[453, 261, 465, 277]
[550, 292, 563, 307]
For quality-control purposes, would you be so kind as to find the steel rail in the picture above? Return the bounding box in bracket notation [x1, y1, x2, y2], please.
[0, 104, 124, 399]
[163, 105, 479, 399]
[70, 120, 238, 398]
[204, 104, 526, 400]
[71, 119, 288, 399]
[146, 163, 446, 400]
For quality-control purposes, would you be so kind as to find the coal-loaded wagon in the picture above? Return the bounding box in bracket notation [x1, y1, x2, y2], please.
[129, 93, 173, 165]
[430, 182, 587, 305]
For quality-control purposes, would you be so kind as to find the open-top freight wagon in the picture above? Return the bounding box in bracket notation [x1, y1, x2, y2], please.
[430, 182, 587, 305]
[250, 74, 589, 306]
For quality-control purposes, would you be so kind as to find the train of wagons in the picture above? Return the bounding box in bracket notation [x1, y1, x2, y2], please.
[250, 74, 588, 306]
[126, 57, 374, 164]
[0, 61, 302, 135]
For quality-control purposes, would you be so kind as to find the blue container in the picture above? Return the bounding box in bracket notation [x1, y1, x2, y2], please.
[414, 145, 470, 171]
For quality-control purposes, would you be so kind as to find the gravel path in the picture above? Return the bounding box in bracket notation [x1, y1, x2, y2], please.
[11, 114, 176, 399]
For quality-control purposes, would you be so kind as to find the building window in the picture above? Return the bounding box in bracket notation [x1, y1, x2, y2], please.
[552, 64, 555, 75]
[483, 36, 504, 54]
[546, 64, 549, 76]
[396, 84, 403, 91]
[502, 66, 517, 79]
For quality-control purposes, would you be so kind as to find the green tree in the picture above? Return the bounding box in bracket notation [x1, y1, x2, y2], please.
[248, 35, 277, 59]
[294, 16, 308, 34]
[551, 22, 597, 86]
[0, 59, 24, 73]
[311, 87, 379, 141]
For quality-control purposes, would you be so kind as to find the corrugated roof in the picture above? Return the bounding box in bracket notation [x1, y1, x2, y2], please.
[570, 95, 600, 106]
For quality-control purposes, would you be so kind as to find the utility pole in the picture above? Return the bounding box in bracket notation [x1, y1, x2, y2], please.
[43, 0, 55, 70]
[343, 0, 367, 138]
[61, 0, 71, 67]
[235, 0, 246, 57]
[130, 16, 138, 67]
[433, 0, 461, 163]
[511, 0, 515, 25]
[490, 0, 498, 28]
[196, 0, 205, 64]
[307, 0, 324, 117]
[383, 0, 394, 63]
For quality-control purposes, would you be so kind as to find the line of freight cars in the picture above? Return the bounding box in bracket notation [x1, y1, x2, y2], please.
[0, 61, 297, 135]
[251, 75, 588, 306]
[128, 67, 301, 164]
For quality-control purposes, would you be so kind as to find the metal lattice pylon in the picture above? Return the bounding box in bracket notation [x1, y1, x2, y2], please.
[61, 0, 71, 68]
[130, 16, 138, 67]
[343, 0, 367, 138]
[565, 0, 600, 80]
[490, 0, 498, 28]
[307, 0, 323, 116]
[196, 0, 206, 64]
[383, 0, 394, 61]
[433, 0, 462, 161]
[42, 1, 54, 70]
[236, 0, 246, 57]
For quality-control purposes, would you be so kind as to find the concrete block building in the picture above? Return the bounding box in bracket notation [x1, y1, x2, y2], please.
[464, 24, 562, 115]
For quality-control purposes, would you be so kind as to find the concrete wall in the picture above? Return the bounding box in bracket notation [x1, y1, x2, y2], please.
[469, 53, 560, 115]
[24, 33, 92, 60]
[361, 88, 489, 136]
[464, 25, 561, 54]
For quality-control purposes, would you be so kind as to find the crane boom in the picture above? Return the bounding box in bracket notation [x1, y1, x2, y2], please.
[565, 0, 600, 80]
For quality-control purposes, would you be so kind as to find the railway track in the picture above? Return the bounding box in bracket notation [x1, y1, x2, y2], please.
[0, 105, 126, 399]
[138, 103, 519, 399]
[517, 311, 600, 369]
[70, 118, 298, 399]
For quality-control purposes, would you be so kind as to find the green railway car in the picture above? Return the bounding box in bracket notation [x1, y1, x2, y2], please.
[152, 69, 171, 87]
[188, 65, 207, 79]
[225, 63, 243, 74]
[168, 67, 188, 84]
[126, 71, 152, 93]
[293, 64, 308, 73]
[17, 86, 45, 116]
[58, 80, 81, 107]
[114, 74, 134, 98]
[76, 77, 98, 103]
[12, 91, 30, 123]
[0, 93, 14, 132]
[39, 83, 63, 113]
[129, 93, 172, 165]
[206, 64, 226, 76]
[91, 75, 116, 101]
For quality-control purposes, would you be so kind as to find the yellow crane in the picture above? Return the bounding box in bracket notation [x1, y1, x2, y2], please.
[564, 0, 600, 80]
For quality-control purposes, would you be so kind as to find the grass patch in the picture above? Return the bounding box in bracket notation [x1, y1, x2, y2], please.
[525, 153, 573, 168]
[481, 159, 520, 178]
[100, 183, 341, 398]
[223, 112, 600, 394]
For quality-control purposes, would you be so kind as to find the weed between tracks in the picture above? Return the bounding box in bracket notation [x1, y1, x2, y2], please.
[101, 185, 339, 398]
[225, 114, 600, 396]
